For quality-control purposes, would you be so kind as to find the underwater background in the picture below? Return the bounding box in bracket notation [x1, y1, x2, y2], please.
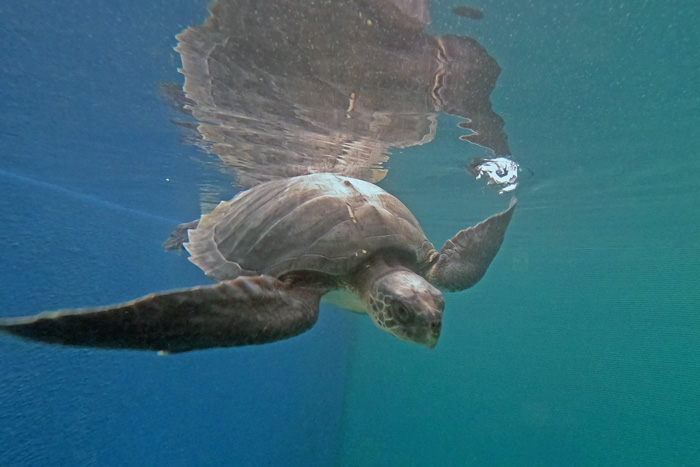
[1, 0, 698, 465]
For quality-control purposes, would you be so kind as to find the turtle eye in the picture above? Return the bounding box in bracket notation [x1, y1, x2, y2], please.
[393, 302, 412, 324]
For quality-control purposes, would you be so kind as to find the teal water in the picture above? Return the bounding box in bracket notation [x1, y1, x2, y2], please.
[339, 1, 700, 464]
[1, 0, 698, 466]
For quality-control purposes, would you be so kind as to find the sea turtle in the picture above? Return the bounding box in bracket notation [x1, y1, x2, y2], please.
[0, 174, 515, 353]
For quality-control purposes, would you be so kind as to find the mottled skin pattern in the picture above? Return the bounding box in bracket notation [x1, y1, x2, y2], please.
[0, 174, 515, 353]
[350, 255, 444, 348]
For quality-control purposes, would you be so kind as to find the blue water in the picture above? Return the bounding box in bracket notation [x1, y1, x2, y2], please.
[1, 0, 698, 466]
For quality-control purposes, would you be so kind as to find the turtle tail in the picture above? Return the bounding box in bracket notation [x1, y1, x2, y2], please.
[163, 219, 200, 251]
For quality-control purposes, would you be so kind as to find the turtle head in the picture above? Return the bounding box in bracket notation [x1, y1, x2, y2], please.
[365, 269, 445, 349]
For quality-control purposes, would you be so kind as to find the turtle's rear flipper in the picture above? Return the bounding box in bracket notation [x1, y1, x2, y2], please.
[426, 198, 516, 292]
[0, 276, 323, 353]
[163, 219, 200, 251]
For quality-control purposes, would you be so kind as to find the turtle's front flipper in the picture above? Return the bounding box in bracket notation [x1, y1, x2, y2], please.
[426, 199, 516, 292]
[0, 276, 324, 353]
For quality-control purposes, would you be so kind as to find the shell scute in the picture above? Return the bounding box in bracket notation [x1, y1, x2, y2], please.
[185, 174, 436, 281]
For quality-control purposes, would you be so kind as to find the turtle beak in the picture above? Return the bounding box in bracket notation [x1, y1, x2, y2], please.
[383, 310, 442, 349]
[421, 311, 442, 349]
[399, 308, 441, 349]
